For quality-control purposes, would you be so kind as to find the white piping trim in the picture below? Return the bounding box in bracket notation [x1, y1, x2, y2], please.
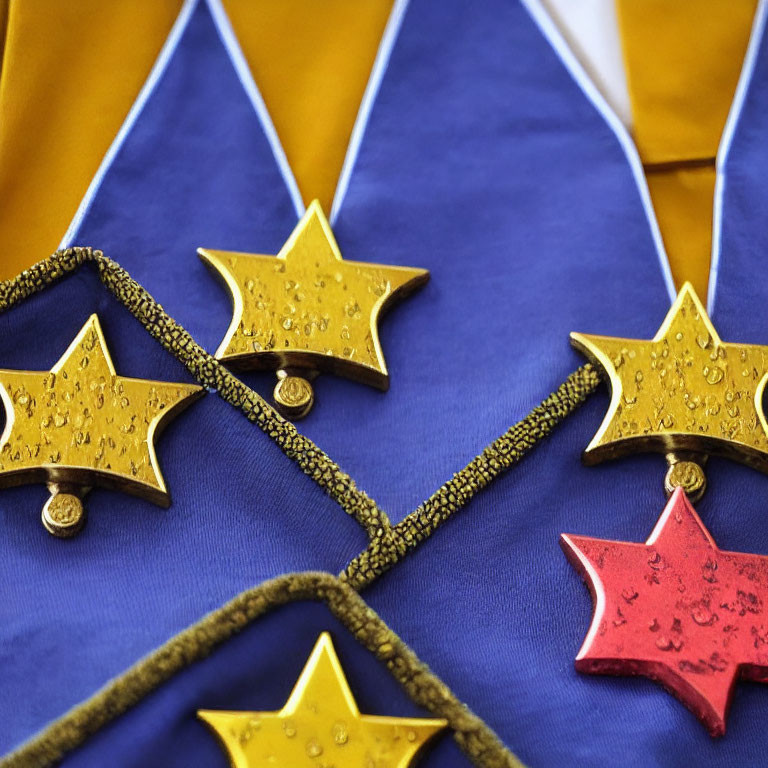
[707, 0, 768, 315]
[205, 0, 304, 218]
[329, 0, 410, 225]
[520, 0, 677, 304]
[59, 0, 200, 248]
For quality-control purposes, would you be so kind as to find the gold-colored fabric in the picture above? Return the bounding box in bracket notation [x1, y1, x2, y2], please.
[0, 2, 9, 73]
[617, 0, 757, 163]
[0, 1, 184, 279]
[222, 0, 394, 213]
[645, 166, 716, 299]
[616, 0, 757, 294]
[0, 0, 391, 279]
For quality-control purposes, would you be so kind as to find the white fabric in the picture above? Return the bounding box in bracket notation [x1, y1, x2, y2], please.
[540, 0, 632, 128]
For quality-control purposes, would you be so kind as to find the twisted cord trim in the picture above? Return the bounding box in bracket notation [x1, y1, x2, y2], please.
[342, 365, 602, 588]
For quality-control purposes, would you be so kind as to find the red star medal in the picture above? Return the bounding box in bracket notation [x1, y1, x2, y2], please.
[561, 488, 768, 736]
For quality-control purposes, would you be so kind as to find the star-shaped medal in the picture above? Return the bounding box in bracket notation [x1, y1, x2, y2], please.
[571, 283, 768, 472]
[198, 632, 447, 767]
[199, 200, 429, 418]
[0, 314, 202, 536]
[561, 488, 768, 736]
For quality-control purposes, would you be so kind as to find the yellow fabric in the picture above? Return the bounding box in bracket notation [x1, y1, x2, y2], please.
[644, 166, 716, 299]
[616, 0, 757, 296]
[0, 2, 9, 73]
[0, 0, 184, 279]
[223, 0, 393, 214]
[0, 0, 392, 279]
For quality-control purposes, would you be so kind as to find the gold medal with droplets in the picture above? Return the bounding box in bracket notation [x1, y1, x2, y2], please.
[571, 282, 768, 489]
[200, 201, 428, 419]
[198, 633, 446, 766]
[0, 314, 202, 536]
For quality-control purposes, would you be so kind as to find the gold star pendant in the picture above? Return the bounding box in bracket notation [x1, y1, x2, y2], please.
[198, 632, 447, 767]
[199, 200, 429, 419]
[0, 314, 202, 536]
[571, 283, 768, 473]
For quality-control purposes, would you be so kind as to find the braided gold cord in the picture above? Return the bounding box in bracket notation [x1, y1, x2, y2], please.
[342, 365, 602, 588]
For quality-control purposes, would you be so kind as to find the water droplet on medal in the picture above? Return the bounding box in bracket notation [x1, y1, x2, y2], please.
[305, 739, 323, 757]
[704, 365, 724, 384]
[692, 606, 717, 626]
[333, 722, 349, 745]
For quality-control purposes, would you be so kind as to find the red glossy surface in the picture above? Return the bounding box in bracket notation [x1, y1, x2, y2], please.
[561, 488, 768, 736]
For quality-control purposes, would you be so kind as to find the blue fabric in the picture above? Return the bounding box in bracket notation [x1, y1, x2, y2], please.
[5, 0, 768, 766]
[0, 273, 367, 755]
[353, 4, 768, 767]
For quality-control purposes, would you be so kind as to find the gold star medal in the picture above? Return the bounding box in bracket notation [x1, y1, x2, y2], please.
[198, 632, 447, 767]
[571, 282, 768, 497]
[0, 314, 202, 536]
[199, 200, 429, 419]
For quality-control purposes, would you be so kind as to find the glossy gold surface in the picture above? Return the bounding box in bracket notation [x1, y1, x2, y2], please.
[664, 455, 707, 503]
[199, 201, 429, 390]
[198, 632, 446, 768]
[41, 488, 86, 537]
[571, 283, 768, 472]
[0, 314, 202, 506]
[273, 371, 314, 420]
